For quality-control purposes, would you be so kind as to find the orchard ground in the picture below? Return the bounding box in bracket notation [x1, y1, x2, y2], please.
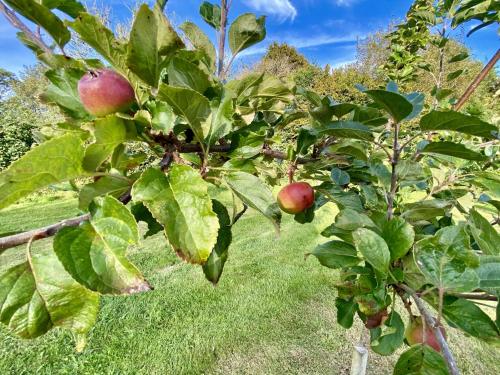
[0, 196, 499, 375]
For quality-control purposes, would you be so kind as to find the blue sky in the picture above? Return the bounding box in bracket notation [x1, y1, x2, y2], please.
[0, 0, 498, 74]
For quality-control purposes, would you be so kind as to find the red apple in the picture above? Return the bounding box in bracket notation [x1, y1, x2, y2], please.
[405, 316, 447, 352]
[78, 69, 135, 117]
[277, 182, 315, 214]
[365, 309, 388, 329]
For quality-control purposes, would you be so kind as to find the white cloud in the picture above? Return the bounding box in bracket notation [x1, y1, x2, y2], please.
[245, 0, 297, 20]
[334, 0, 359, 6]
[238, 32, 366, 57]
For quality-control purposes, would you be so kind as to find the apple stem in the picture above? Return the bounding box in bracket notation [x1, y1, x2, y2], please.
[287, 163, 296, 184]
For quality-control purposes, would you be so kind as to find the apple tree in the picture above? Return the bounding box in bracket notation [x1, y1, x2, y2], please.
[0, 0, 498, 374]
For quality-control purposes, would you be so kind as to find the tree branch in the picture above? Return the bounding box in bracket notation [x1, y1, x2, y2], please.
[450, 293, 498, 302]
[399, 284, 460, 375]
[0, 1, 53, 56]
[217, 0, 229, 78]
[151, 136, 322, 164]
[387, 120, 399, 220]
[0, 194, 131, 253]
[0, 214, 89, 252]
[454, 48, 500, 111]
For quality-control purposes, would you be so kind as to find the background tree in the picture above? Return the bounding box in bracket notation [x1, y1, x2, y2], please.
[0, 65, 63, 169]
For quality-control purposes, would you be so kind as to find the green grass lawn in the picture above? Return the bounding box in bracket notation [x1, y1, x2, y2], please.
[0, 199, 499, 374]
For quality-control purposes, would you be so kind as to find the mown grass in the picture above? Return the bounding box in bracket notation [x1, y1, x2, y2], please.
[0, 199, 499, 374]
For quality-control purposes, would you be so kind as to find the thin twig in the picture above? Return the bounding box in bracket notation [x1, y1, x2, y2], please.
[399, 284, 460, 375]
[0, 1, 53, 55]
[450, 293, 498, 302]
[454, 48, 500, 111]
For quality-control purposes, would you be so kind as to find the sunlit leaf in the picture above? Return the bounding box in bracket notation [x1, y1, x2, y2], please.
[353, 228, 390, 273]
[180, 22, 216, 69]
[0, 134, 85, 210]
[132, 166, 219, 264]
[420, 111, 498, 139]
[414, 226, 480, 293]
[228, 13, 266, 56]
[54, 196, 149, 295]
[224, 171, 281, 231]
[127, 4, 184, 86]
[0, 244, 99, 340]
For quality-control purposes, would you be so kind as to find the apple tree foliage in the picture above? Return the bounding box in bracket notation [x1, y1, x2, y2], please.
[0, 0, 499, 373]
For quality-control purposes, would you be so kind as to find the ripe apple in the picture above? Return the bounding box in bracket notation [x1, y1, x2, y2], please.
[405, 316, 446, 352]
[365, 309, 388, 329]
[78, 69, 135, 117]
[277, 182, 315, 214]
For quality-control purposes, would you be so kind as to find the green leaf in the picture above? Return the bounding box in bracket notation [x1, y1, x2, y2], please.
[202, 200, 232, 285]
[224, 171, 281, 232]
[205, 94, 235, 146]
[83, 115, 128, 171]
[393, 344, 448, 375]
[296, 128, 317, 155]
[127, 4, 184, 87]
[434, 88, 454, 101]
[0, 134, 85, 210]
[158, 84, 211, 143]
[468, 208, 500, 255]
[199, 1, 221, 30]
[318, 121, 374, 141]
[326, 188, 364, 212]
[132, 166, 219, 264]
[439, 296, 500, 343]
[420, 111, 498, 139]
[353, 228, 390, 273]
[447, 69, 464, 81]
[476, 256, 500, 291]
[228, 13, 266, 56]
[42, 68, 91, 120]
[42, 0, 85, 18]
[167, 57, 211, 93]
[180, 22, 216, 69]
[421, 141, 486, 161]
[404, 92, 425, 121]
[329, 140, 368, 161]
[414, 226, 480, 293]
[54, 196, 149, 295]
[402, 199, 452, 222]
[370, 311, 405, 356]
[335, 298, 356, 329]
[448, 52, 469, 63]
[67, 13, 128, 71]
[331, 168, 350, 186]
[335, 209, 376, 231]
[79, 175, 131, 210]
[146, 100, 175, 134]
[310, 241, 360, 269]
[365, 90, 413, 123]
[0, 245, 99, 340]
[5, 0, 70, 48]
[382, 217, 415, 261]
